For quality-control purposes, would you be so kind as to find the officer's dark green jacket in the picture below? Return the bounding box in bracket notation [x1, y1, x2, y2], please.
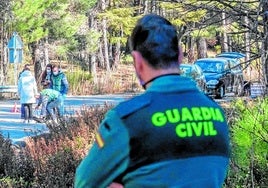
[75, 75, 230, 188]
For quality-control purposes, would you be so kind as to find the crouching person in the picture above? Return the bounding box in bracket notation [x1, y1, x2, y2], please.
[36, 86, 61, 124]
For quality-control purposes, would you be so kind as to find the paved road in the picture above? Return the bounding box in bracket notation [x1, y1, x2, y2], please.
[0, 94, 135, 144]
[0, 92, 249, 144]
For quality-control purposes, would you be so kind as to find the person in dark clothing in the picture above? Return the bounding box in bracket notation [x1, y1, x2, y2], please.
[75, 14, 230, 188]
[40, 63, 53, 87]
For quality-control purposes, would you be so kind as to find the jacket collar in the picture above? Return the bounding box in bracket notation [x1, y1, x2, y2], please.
[146, 75, 199, 93]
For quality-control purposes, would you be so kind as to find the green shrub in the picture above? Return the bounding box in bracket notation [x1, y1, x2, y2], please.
[22, 104, 112, 187]
[0, 103, 114, 187]
[65, 69, 92, 95]
[121, 54, 133, 64]
[224, 98, 268, 187]
[0, 177, 31, 188]
[36, 149, 78, 188]
[0, 134, 35, 187]
[0, 135, 14, 178]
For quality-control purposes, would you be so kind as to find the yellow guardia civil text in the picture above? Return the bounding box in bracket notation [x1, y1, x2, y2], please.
[151, 106, 225, 138]
[96, 132, 105, 148]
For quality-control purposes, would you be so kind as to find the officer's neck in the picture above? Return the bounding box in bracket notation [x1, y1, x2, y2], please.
[142, 68, 179, 89]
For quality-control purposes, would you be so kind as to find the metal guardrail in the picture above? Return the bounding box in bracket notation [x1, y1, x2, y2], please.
[0, 85, 18, 93]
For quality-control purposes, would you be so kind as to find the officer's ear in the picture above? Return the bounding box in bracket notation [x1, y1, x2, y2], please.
[131, 51, 144, 73]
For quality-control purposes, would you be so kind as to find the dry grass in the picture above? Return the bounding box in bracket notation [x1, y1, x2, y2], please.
[90, 64, 141, 94]
[65, 64, 142, 95]
[0, 104, 112, 187]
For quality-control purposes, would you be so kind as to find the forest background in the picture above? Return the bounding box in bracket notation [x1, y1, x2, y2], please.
[1, 0, 268, 91]
[0, 0, 267, 187]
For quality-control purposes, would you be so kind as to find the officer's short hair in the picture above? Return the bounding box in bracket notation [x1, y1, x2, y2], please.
[129, 14, 179, 69]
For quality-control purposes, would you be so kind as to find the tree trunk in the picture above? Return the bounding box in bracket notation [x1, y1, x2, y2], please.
[98, 42, 105, 68]
[133, 0, 142, 15]
[222, 11, 228, 52]
[196, 37, 207, 59]
[244, 13, 251, 80]
[187, 36, 195, 63]
[109, 41, 113, 66]
[113, 41, 120, 69]
[44, 37, 49, 66]
[262, 0, 268, 89]
[91, 54, 97, 84]
[100, 0, 110, 72]
[31, 42, 44, 86]
[143, 0, 149, 14]
[102, 20, 110, 71]
[0, 0, 11, 85]
[87, 6, 98, 83]
[0, 19, 5, 85]
[151, 0, 156, 13]
[228, 36, 233, 51]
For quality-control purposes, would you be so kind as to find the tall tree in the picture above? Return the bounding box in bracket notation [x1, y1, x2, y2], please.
[221, 11, 229, 52]
[168, 0, 265, 86]
[11, 0, 57, 81]
[262, 0, 268, 86]
[100, 0, 110, 71]
[98, 4, 137, 68]
[0, 0, 12, 85]
[159, 1, 208, 62]
[11, 0, 97, 82]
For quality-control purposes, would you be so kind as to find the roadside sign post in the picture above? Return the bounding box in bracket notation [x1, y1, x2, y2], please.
[7, 32, 23, 86]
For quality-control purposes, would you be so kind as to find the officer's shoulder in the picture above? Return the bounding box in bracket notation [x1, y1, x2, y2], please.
[114, 93, 152, 118]
[201, 93, 225, 110]
[202, 93, 216, 103]
[202, 93, 220, 105]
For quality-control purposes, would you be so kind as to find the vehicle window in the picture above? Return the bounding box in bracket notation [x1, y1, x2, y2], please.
[195, 65, 202, 75]
[230, 59, 242, 71]
[224, 62, 230, 71]
[216, 63, 223, 72]
[180, 66, 191, 77]
[196, 61, 223, 73]
[191, 69, 198, 79]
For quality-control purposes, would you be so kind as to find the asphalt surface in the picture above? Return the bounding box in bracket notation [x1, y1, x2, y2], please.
[0, 94, 134, 144]
[0, 92, 252, 145]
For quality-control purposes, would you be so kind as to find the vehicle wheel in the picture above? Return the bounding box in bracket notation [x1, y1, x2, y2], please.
[216, 85, 225, 99]
[202, 84, 207, 94]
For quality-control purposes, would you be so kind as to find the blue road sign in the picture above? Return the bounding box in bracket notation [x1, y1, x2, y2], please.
[7, 32, 23, 64]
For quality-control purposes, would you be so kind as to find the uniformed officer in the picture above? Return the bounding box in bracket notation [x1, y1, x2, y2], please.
[75, 14, 230, 188]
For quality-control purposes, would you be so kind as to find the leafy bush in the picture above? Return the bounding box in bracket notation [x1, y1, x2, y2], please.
[0, 134, 34, 187]
[35, 149, 78, 188]
[0, 104, 112, 187]
[224, 98, 268, 187]
[24, 104, 112, 187]
[0, 134, 14, 178]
